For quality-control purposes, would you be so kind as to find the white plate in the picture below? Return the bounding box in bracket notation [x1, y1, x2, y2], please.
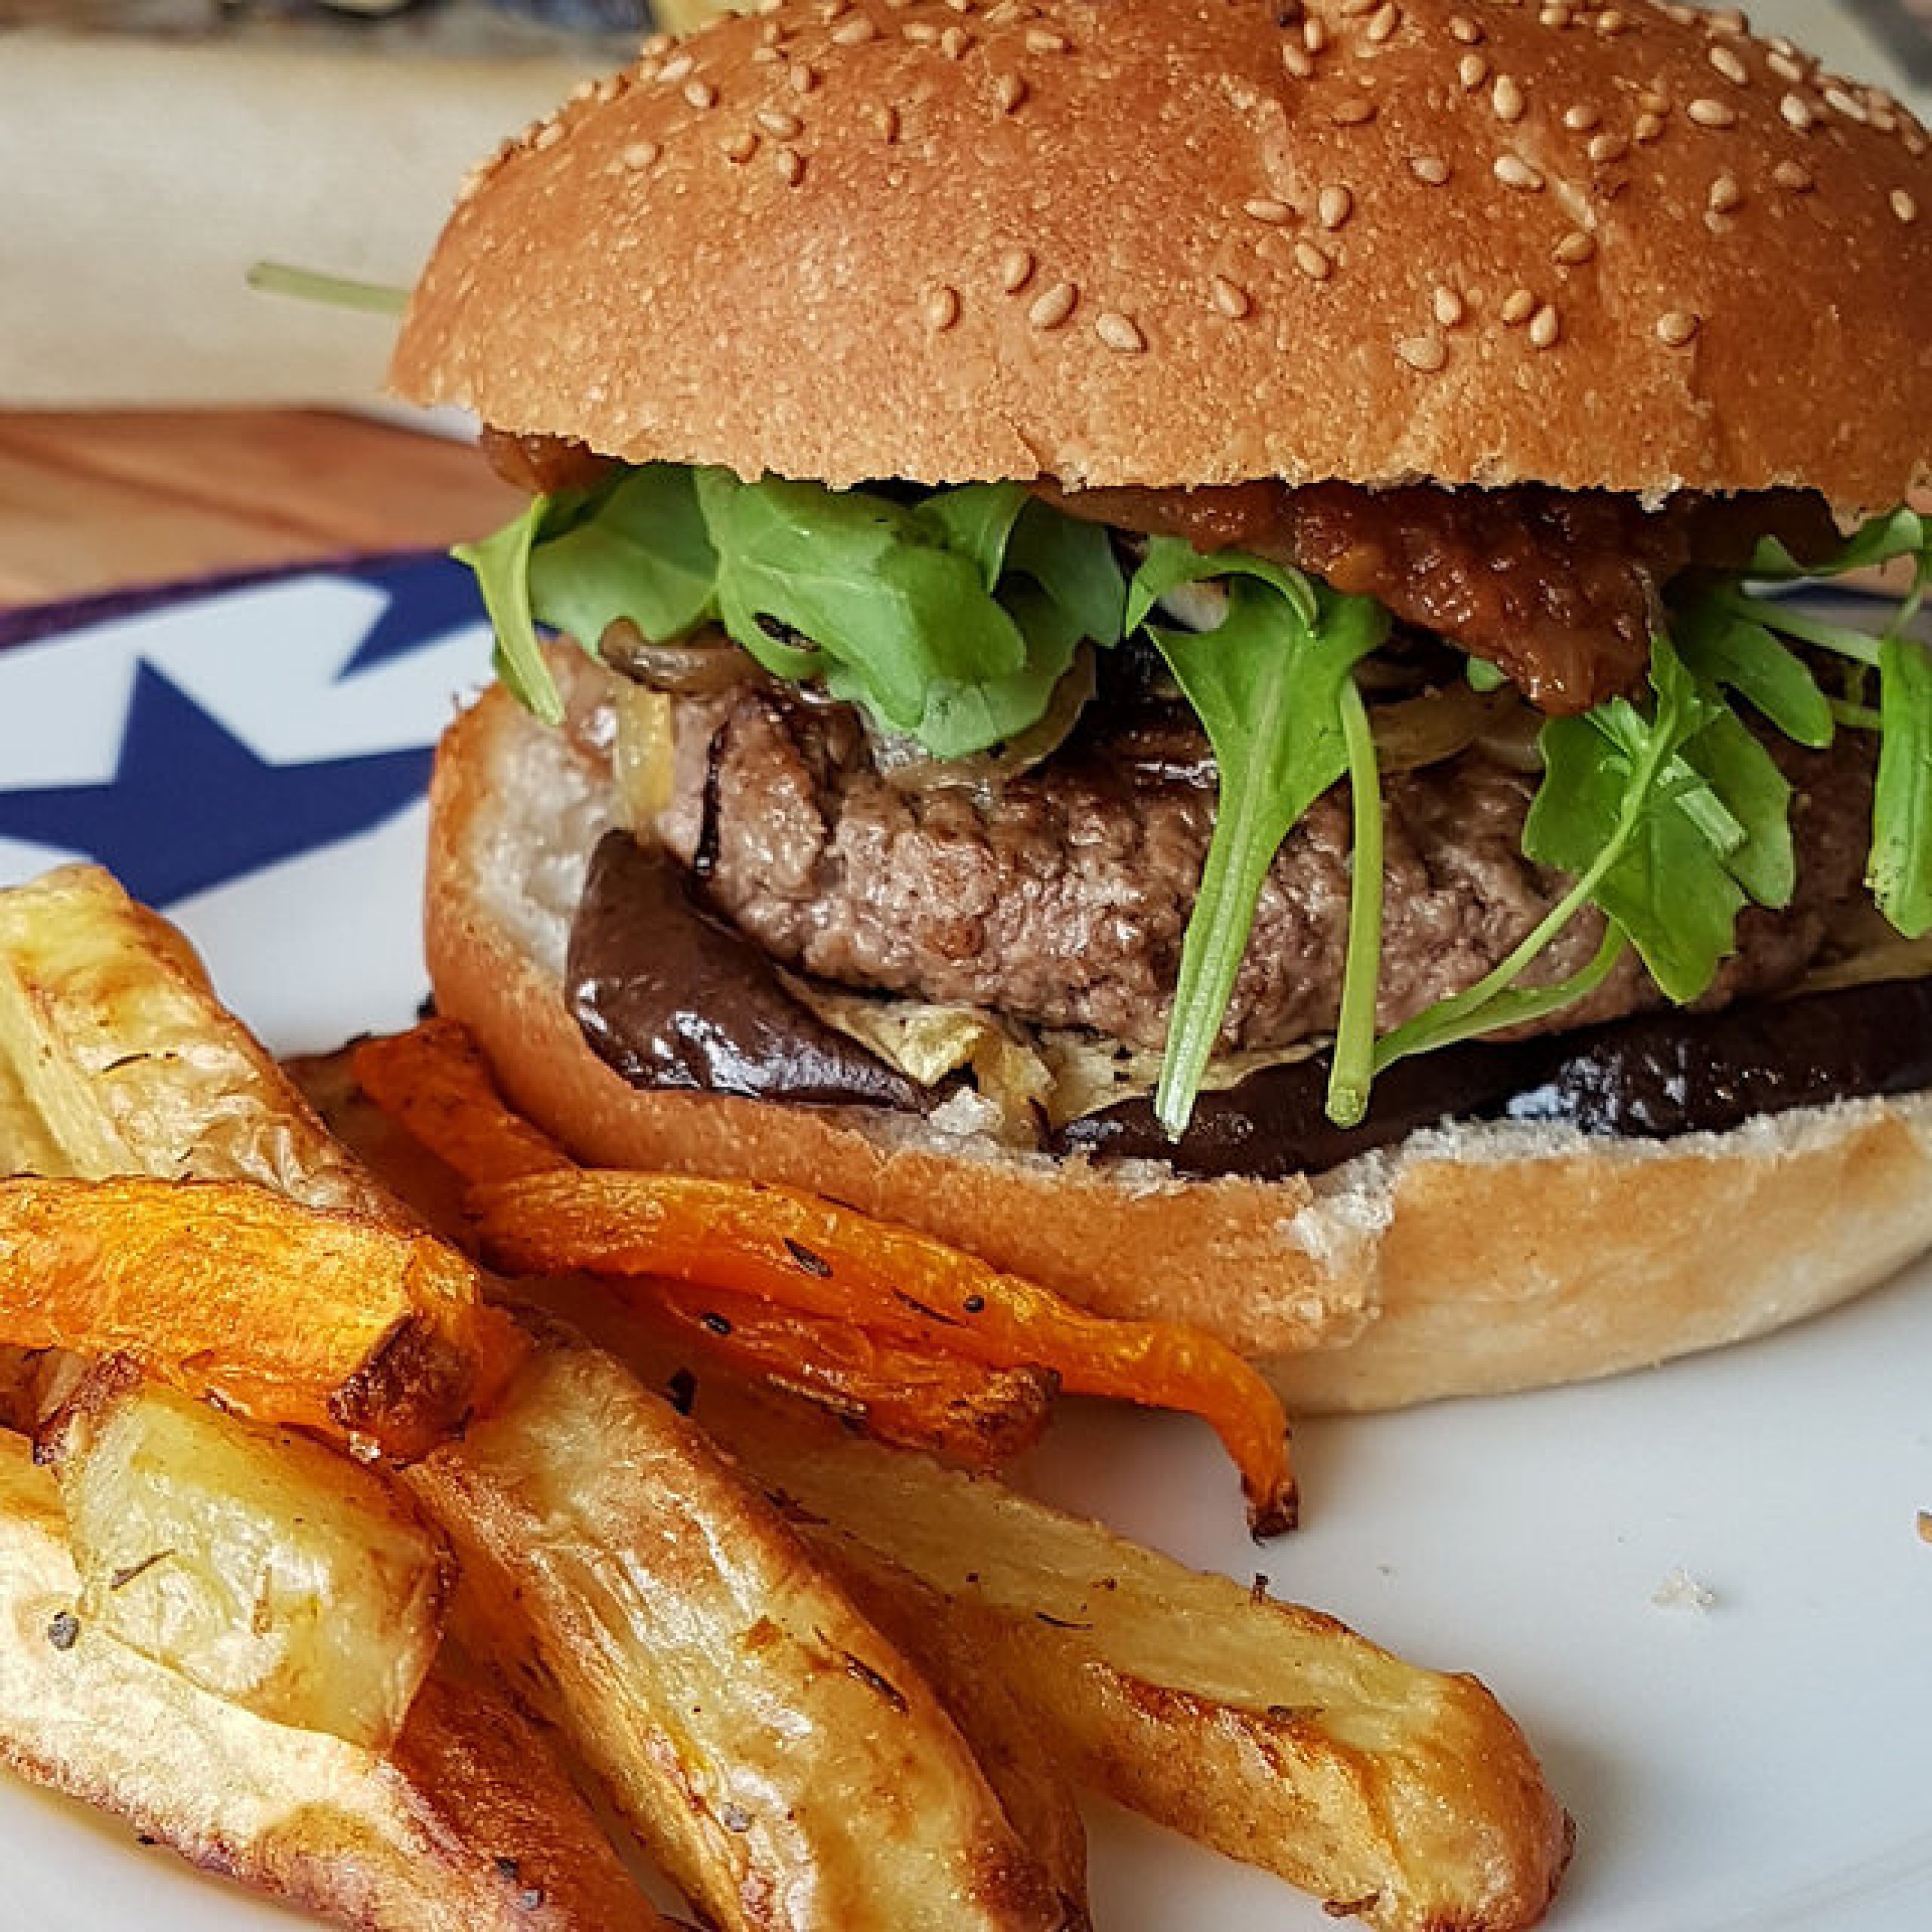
[3, 560, 1931, 1932]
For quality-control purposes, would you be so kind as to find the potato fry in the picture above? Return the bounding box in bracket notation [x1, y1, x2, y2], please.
[470, 1168, 1298, 1533]
[42, 1359, 451, 1751]
[410, 1332, 1074, 1932]
[0, 1172, 523, 1459]
[0, 866, 401, 1217]
[699, 1388, 1571, 1932]
[0, 1427, 667, 1931]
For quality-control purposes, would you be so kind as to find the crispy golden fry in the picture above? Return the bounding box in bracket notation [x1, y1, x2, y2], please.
[0, 1172, 524, 1459]
[409, 1333, 1074, 1932]
[0, 866, 401, 1215]
[42, 1360, 452, 1751]
[0, 1428, 667, 1931]
[704, 1394, 1572, 1932]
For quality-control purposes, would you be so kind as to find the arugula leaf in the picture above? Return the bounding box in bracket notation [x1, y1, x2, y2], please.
[1144, 576, 1388, 1136]
[912, 482, 1030, 588]
[1324, 680, 1385, 1128]
[1006, 500, 1127, 646]
[1750, 506, 1927, 580]
[1874, 633, 1932, 936]
[1681, 710, 1795, 909]
[697, 471, 1029, 741]
[452, 495, 566, 726]
[1124, 535, 1320, 632]
[527, 465, 717, 652]
[1674, 599, 1834, 748]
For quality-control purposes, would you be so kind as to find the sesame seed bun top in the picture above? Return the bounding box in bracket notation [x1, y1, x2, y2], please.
[391, 0, 1932, 513]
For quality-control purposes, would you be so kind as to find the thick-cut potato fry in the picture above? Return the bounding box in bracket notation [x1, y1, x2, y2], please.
[409, 1333, 1074, 1932]
[0, 1173, 522, 1459]
[0, 866, 401, 1217]
[0, 1428, 667, 1931]
[471, 1168, 1298, 1533]
[638, 1278, 1057, 1468]
[694, 1387, 1571, 1932]
[43, 1360, 452, 1751]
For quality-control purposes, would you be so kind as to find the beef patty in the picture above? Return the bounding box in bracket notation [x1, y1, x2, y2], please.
[637, 680, 1873, 1056]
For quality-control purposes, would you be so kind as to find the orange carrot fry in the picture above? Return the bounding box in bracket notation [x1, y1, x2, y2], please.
[0, 1174, 524, 1459]
[353, 1021, 572, 1188]
[470, 1171, 1297, 1534]
[635, 1280, 1056, 1470]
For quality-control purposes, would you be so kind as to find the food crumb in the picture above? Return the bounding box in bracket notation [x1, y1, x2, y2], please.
[1651, 1567, 1717, 1612]
[1916, 1509, 1932, 1544]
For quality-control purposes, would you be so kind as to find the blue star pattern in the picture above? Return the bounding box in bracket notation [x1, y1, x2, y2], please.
[0, 553, 493, 908]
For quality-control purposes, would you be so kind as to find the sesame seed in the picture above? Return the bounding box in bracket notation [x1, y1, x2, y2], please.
[1025, 26, 1068, 53]
[1340, 0, 1376, 16]
[1528, 303, 1561, 350]
[1409, 154, 1450, 184]
[940, 24, 972, 57]
[621, 138, 660, 169]
[831, 12, 875, 43]
[1638, 90, 1670, 116]
[1294, 239, 1334, 280]
[533, 119, 564, 149]
[1095, 311, 1146, 354]
[1492, 75, 1526, 123]
[757, 108, 802, 138]
[1780, 91, 1816, 131]
[684, 79, 718, 110]
[1707, 173, 1743, 214]
[1396, 334, 1447, 372]
[1318, 184, 1354, 229]
[1708, 44, 1749, 86]
[1554, 227, 1595, 263]
[755, 17, 782, 44]
[1540, 3, 1571, 26]
[1459, 52, 1489, 90]
[1588, 131, 1629, 162]
[923, 285, 961, 332]
[1282, 42, 1314, 80]
[1028, 281, 1077, 328]
[1244, 196, 1294, 225]
[1563, 104, 1600, 132]
[903, 18, 938, 42]
[1331, 96, 1378, 125]
[1366, 3, 1400, 44]
[1494, 155, 1544, 191]
[1302, 15, 1327, 52]
[1596, 8, 1629, 34]
[1772, 158, 1814, 192]
[1687, 98, 1737, 129]
[641, 29, 673, 55]
[790, 61, 819, 92]
[720, 130, 757, 162]
[1823, 85, 1869, 126]
[775, 146, 805, 184]
[751, 45, 782, 64]
[1767, 50, 1806, 84]
[1433, 285, 1465, 327]
[1656, 310, 1700, 346]
[1501, 287, 1537, 325]
[999, 247, 1035, 292]
[996, 71, 1028, 112]
[1894, 188, 1920, 225]
[1448, 14, 1483, 44]
[1210, 275, 1252, 318]
[874, 102, 901, 141]
[1633, 112, 1664, 142]
[659, 51, 694, 84]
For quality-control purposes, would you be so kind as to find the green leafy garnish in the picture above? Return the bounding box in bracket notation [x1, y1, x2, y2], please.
[1325, 680, 1386, 1128]
[1136, 567, 1388, 1136]
[455, 466, 1128, 761]
[1874, 632, 1932, 936]
[244, 261, 409, 316]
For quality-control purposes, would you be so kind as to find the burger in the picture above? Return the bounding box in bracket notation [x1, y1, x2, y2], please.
[389, 0, 1932, 1411]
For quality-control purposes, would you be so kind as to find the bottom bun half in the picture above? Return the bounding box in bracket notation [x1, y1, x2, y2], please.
[425, 685, 1932, 1413]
